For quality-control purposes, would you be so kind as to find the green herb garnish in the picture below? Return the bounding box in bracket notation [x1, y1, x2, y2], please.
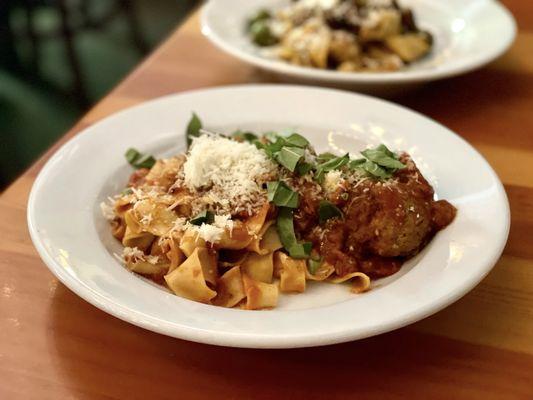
[232, 130, 259, 143]
[276, 208, 312, 259]
[361, 144, 405, 169]
[315, 153, 349, 182]
[347, 145, 406, 179]
[249, 20, 278, 47]
[267, 181, 299, 208]
[308, 258, 322, 275]
[284, 133, 309, 148]
[275, 146, 305, 172]
[296, 161, 314, 176]
[247, 9, 271, 29]
[318, 200, 343, 224]
[186, 112, 202, 147]
[125, 148, 156, 169]
[317, 152, 337, 163]
[189, 210, 214, 226]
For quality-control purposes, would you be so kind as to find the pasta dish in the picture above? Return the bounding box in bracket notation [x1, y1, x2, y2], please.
[247, 0, 433, 72]
[102, 114, 456, 310]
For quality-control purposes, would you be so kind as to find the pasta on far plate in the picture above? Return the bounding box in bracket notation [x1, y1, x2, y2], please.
[102, 114, 456, 310]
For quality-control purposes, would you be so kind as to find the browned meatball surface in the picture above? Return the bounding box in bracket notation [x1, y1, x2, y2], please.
[297, 154, 456, 278]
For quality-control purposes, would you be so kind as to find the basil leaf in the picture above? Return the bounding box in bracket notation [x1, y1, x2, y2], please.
[247, 9, 271, 29]
[189, 210, 214, 226]
[186, 112, 202, 147]
[232, 130, 258, 142]
[276, 208, 311, 259]
[275, 146, 305, 172]
[296, 161, 314, 176]
[289, 242, 313, 259]
[249, 20, 278, 47]
[362, 160, 393, 179]
[267, 181, 299, 208]
[125, 148, 156, 170]
[285, 133, 309, 148]
[348, 158, 366, 170]
[318, 200, 343, 224]
[308, 258, 322, 275]
[317, 152, 337, 163]
[361, 145, 405, 169]
[315, 153, 349, 182]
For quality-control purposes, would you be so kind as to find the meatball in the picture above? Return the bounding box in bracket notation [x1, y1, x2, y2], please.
[304, 154, 456, 278]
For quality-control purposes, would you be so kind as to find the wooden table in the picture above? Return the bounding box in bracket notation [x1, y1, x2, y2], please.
[1, 2, 532, 399]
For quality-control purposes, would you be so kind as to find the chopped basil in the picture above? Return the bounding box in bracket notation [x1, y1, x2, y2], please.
[361, 144, 405, 169]
[284, 133, 309, 148]
[361, 160, 393, 179]
[318, 200, 343, 224]
[186, 112, 203, 147]
[189, 210, 214, 226]
[275, 146, 305, 172]
[317, 152, 337, 163]
[267, 181, 299, 208]
[249, 20, 278, 47]
[340, 192, 349, 201]
[348, 158, 366, 169]
[121, 187, 133, 195]
[296, 161, 314, 176]
[232, 130, 258, 142]
[247, 9, 271, 29]
[315, 153, 349, 182]
[308, 258, 322, 275]
[125, 148, 156, 169]
[276, 208, 312, 259]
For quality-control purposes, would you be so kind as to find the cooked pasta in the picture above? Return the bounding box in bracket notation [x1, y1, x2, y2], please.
[103, 114, 456, 310]
[247, 0, 433, 73]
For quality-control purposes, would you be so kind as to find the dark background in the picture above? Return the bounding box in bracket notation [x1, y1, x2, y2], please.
[0, 0, 198, 189]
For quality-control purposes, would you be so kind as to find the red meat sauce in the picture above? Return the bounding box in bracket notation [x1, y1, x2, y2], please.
[293, 154, 456, 279]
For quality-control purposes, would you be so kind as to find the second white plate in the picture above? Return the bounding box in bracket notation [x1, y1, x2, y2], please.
[202, 0, 516, 93]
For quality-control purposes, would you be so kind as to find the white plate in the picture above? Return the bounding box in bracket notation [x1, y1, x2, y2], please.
[201, 0, 516, 93]
[28, 85, 509, 348]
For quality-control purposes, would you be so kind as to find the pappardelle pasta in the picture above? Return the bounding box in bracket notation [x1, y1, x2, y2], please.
[102, 114, 456, 310]
[247, 0, 433, 73]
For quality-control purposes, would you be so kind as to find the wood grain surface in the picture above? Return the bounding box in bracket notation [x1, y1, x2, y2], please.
[1, 2, 532, 399]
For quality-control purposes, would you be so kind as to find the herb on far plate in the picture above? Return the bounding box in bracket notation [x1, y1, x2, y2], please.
[125, 148, 156, 169]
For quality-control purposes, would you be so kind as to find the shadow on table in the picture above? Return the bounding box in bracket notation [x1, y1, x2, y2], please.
[47, 282, 491, 399]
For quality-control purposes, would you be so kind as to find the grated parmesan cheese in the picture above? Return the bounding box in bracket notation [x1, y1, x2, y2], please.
[100, 201, 115, 221]
[323, 170, 343, 194]
[121, 246, 159, 265]
[183, 213, 234, 243]
[182, 134, 277, 214]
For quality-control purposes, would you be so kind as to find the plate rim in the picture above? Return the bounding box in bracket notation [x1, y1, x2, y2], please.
[200, 0, 517, 84]
[27, 84, 511, 348]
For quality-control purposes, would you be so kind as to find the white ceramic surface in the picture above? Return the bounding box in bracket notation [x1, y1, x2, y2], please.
[201, 0, 516, 92]
[28, 85, 509, 348]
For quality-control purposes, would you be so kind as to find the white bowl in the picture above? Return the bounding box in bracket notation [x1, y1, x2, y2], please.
[201, 0, 516, 93]
[28, 85, 509, 348]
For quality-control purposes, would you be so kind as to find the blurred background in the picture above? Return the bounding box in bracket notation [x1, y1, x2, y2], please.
[0, 0, 199, 189]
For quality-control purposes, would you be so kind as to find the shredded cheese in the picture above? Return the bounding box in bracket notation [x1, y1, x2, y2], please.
[100, 201, 115, 221]
[182, 134, 277, 214]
